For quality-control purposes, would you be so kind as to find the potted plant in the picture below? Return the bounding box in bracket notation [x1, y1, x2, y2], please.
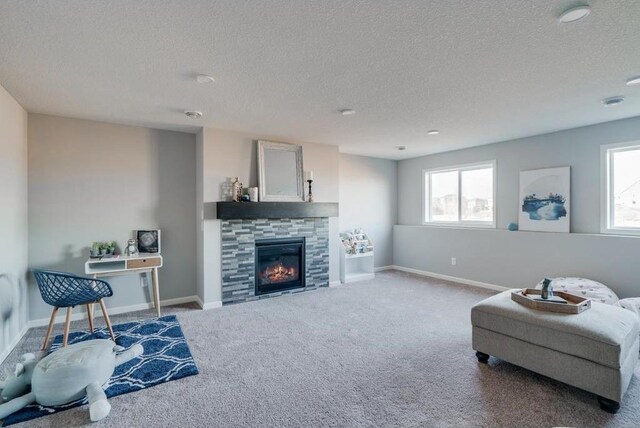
[99, 242, 108, 256]
[106, 241, 117, 255]
[90, 242, 101, 258]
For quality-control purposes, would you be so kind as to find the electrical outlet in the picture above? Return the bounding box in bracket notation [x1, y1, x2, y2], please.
[451, 257, 457, 266]
[140, 276, 148, 288]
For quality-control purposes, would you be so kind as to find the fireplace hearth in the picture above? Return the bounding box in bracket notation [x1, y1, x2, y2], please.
[255, 238, 305, 295]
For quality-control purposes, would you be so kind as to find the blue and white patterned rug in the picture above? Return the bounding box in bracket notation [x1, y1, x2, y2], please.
[2, 315, 198, 426]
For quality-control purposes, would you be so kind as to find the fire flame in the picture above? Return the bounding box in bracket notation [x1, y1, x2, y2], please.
[261, 262, 297, 284]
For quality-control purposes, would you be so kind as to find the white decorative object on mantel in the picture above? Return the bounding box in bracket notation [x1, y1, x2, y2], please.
[247, 187, 259, 202]
[339, 229, 375, 283]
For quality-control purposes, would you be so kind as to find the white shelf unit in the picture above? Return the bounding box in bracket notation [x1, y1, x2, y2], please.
[339, 246, 375, 283]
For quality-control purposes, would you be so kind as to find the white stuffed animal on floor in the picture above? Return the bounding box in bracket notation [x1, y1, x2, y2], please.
[0, 339, 143, 422]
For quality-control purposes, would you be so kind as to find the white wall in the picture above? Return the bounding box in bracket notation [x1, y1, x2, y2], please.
[0, 84, 28, 363]
[28, 114, 197, 321]
[339, 154, 397, 267]
[396, 116, 640, 298]
[197, 128, 340, 304]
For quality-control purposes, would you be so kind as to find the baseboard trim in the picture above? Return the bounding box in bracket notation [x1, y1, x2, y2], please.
[203, 301, 223, 310]
[329, 280, 342, 287]
[195, 295, 205, 309]
[389, 265, 509, 292]
[0, 324, 30, 365]
[374, 265, 394, 272]
[28, 295, 201, 328]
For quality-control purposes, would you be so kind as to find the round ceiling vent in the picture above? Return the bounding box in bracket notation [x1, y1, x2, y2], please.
[602, 96, 625, 107]
[184, 110, 203, 119]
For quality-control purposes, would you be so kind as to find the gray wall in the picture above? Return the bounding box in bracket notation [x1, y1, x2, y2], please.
[339, 154, 397, 267]
[197, 128, 341, 304]
[28, 114, 197, 321]
[0, 84, 28, 362]
[396, 116, 640, 298]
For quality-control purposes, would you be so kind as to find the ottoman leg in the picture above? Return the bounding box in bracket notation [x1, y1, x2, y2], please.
[475, 351, 490, 364]
[597, 396, 620, 414]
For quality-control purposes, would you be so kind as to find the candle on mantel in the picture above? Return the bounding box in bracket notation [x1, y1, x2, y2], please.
[305, 171, 314, 181]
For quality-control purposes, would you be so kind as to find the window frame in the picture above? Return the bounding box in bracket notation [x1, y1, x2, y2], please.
[422, 160, 497, 228]
[600, 141, 640, 236]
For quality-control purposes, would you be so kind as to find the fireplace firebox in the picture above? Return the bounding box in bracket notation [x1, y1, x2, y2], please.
[255, 238, 305, 295]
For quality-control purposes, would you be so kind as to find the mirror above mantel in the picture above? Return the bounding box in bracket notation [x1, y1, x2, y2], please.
[257, 140, 304, 202]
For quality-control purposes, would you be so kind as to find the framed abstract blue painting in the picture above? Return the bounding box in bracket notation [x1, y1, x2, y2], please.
[518, 166, 570, 233]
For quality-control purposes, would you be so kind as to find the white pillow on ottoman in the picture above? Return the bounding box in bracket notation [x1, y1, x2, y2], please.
[616, 298, 640, 319]
[536, 277, 619, 305]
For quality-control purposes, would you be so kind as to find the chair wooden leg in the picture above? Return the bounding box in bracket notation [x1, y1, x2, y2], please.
[87, 303, 95, 333]
[41, 307, 59, 351]
[99, 299, 116, 342]
[63, 306, 73, 347]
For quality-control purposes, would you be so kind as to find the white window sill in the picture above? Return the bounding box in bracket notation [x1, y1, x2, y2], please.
[421, 222, 496, 230]
[600, 227, 640, 237]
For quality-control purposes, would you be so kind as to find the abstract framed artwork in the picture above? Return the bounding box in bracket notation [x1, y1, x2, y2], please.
[519, 166, 570, 233]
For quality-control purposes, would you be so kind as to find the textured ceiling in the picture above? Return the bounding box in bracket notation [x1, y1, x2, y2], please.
[1, 1, 640, 159]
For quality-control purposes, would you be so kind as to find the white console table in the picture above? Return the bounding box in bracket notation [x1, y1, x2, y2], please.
[85, 254, 163, 317]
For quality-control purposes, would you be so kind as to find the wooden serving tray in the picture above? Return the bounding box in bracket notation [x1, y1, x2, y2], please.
[511, 288, 591, 314]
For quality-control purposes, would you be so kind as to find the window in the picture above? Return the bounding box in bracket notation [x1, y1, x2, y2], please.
[602, 142, 640, 234]
[424, 161, 496, 227]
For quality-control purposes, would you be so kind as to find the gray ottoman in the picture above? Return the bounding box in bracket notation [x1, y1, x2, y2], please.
[471, 290, 639, 413]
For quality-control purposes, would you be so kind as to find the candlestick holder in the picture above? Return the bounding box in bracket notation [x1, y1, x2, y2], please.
[306, 179, 314, 202]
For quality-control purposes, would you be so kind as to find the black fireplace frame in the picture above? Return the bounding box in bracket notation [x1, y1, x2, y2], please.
[254, 237, 306, 296]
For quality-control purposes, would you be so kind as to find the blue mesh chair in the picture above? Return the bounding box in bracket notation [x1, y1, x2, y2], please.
[33, 269, 116, 350]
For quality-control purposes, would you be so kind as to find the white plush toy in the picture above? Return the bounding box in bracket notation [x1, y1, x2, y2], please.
[0, 339, 143, 422]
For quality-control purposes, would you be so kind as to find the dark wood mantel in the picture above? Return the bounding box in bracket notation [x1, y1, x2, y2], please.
[211, 201, 339, 220]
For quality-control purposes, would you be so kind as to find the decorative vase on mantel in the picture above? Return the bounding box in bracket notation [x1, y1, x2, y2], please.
[231, 177, 243, 202]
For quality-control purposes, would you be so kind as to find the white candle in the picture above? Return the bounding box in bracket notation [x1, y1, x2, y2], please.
[306, 171, 314, 181]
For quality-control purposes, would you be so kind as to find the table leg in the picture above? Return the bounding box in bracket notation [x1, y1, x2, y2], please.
[152, 268, 161, 317]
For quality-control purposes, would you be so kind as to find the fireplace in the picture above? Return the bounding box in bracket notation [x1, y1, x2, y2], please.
[255, 237, 305, 296]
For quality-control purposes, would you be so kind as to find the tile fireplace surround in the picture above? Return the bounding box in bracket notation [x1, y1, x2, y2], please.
[221, 218, 330, 304]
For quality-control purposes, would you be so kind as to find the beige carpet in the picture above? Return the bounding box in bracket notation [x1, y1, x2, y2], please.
[2, 270, 639, 427]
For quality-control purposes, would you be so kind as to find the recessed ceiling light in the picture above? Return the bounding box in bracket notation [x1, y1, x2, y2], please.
[396, 146, 407, 151]
[339, 109, 356, 116]
[602, 96, 625, 107]
[626, 76, 640, 86]
[196, 74, 215, 84]
[184, 110, 203, 119]
[427, 130, 440, 135]
[558, 5, 591, 23]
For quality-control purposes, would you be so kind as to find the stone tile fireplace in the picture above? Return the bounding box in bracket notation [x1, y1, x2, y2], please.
[221, 217, 330, 304]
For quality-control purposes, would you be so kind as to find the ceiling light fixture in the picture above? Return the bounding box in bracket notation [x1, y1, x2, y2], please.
[601, 96, 625, 107]
[196, 74, 215, 84]
[626, 76, 640, 86]
[396, 146, 407, 151]
[427, 130, 440, 135]
[339, 109, 356, 116]
[558, 5, 591, 23]
[184, 110, 203, 119]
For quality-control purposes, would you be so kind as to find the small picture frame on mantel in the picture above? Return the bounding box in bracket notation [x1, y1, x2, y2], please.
[136, 230, 161, 253]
